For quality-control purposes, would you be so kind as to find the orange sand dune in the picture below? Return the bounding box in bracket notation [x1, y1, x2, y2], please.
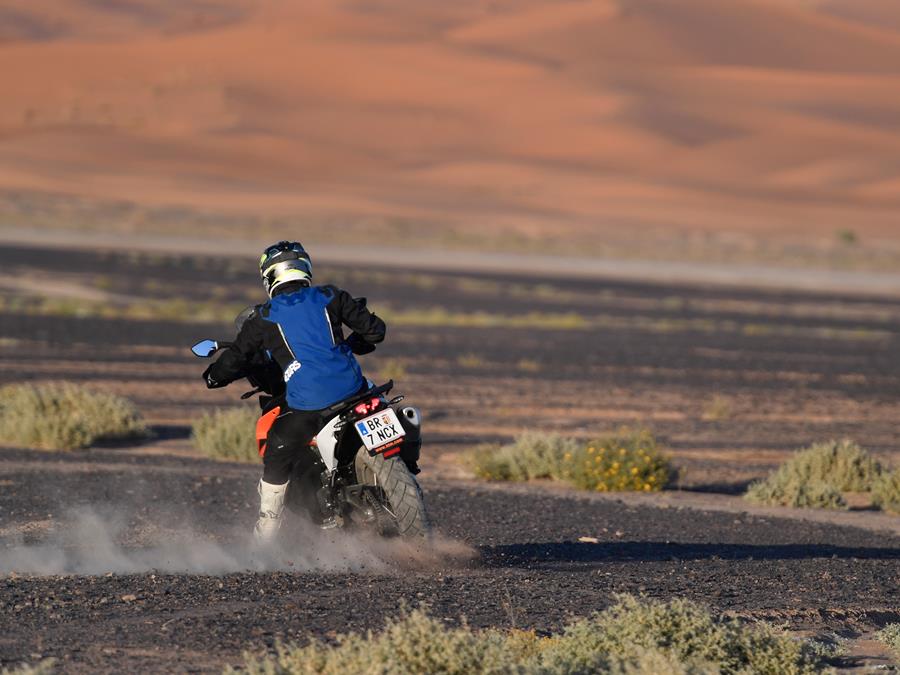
[0, 0, 898, 249]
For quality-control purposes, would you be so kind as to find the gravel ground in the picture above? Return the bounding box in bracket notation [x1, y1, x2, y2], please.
[1, 448, 899, 672]
[1, 244, 899, 672]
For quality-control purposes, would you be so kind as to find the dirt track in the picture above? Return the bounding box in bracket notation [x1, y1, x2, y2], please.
[1, 243, 900, 672]
[2, 447, 899, 673]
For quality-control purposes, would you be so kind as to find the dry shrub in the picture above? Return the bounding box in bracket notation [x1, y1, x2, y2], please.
[468, 429, 672, 492]
[872, 469, 900, 515]
[745, 439, 884, 509]
[191, 407, 259, 463]
[235, 596, 825, 675]
[0, 382, 147, 451]
[876, 623, 900, 658]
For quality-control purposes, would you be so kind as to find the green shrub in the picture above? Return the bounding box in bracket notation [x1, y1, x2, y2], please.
[469, 432, 580, 482]
[876, 623, 900, 658]
[1, 661, 56, 675]
[235, 597, 825, 675]
[539, 595, 823, 674]
[0, 382, 147, 450]
[192, 407, 259, 463]
[745, 440, 884, 509]
[872, 469, 900, 515]
[468, 429, 672, 492]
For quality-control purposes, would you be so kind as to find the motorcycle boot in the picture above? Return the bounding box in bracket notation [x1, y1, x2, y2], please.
[254, 479, 289, 545]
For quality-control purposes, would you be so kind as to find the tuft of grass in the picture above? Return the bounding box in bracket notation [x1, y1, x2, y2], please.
[836, 228, 858, 245]
[516, 358, 541, 373]
[872, 469, 900, 515]
[457, 353, 487, 369]
[468, 429, 672, 492]
[745, 439, 885, 509]
[376, 358, 407, 381]
[0, 382, 147, 451]
[876, 623, 900, 659]
[235, 596, 826, 675]
[702, 394, 732, 421]
[191, 407, 260, 463]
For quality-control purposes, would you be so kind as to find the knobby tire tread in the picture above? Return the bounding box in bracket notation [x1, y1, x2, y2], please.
[355, 451, 431, 539]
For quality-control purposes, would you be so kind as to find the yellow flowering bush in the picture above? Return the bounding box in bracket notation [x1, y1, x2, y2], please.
[566, 429, 672, 493]
[468, 428, 673, 492]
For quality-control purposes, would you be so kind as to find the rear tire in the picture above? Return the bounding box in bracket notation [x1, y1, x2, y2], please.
[354, 451, 431, 539]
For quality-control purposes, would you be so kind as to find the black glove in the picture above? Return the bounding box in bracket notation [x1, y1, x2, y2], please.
[346, 332, 376, 355]
[202, 364, 226, 389]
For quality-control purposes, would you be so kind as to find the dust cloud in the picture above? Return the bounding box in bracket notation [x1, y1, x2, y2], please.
[0, 507, 476, 577]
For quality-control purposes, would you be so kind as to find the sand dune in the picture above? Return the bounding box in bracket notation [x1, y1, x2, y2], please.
[0, 0, 898, 252]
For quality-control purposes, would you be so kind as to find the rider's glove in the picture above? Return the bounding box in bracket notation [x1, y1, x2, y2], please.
[346, 332, 376, 355]
[202, 364, 225, 389]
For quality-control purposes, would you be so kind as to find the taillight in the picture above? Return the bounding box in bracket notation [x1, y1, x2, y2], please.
[353, 397, 384, 416]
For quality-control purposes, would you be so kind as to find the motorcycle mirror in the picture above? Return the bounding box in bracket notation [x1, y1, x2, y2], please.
[191, 339, 219, 358]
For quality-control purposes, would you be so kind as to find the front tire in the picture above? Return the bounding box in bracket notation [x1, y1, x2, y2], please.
[354, 451, 431, 539]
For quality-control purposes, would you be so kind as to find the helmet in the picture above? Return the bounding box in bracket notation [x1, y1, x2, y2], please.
[259, 241, 312, 297]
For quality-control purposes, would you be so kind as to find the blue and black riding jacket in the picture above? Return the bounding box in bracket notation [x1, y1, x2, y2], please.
[204, 284, 386, 411]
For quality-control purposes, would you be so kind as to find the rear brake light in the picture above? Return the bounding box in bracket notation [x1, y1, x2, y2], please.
[353, 397, 385, 415]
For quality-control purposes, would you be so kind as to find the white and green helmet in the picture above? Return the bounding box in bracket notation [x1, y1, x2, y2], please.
[259, 241, 312, 297]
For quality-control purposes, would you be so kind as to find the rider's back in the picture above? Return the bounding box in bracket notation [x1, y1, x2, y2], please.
[260, 285, 365, 411]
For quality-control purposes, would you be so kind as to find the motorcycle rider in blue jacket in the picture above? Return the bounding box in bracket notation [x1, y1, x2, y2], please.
[202, 241, 386, 543]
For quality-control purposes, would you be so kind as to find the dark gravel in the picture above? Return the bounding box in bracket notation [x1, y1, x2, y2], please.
[1, 449, 899, 673]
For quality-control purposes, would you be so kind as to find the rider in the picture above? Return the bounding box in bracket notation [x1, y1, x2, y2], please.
[202, 241, 386, 544]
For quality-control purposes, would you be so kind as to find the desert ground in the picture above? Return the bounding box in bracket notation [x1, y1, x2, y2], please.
[2, 0, 900, 266]
[1, 242, 899, 671]
[2, 1, 900, 670]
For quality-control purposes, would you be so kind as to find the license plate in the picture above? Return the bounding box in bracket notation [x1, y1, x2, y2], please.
[355, 407, 406, 455]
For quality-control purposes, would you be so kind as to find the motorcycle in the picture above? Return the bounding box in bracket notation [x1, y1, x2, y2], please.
[190, 334, 430, 541]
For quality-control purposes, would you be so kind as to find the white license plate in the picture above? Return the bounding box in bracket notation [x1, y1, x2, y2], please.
[355, 407, 406, 454]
